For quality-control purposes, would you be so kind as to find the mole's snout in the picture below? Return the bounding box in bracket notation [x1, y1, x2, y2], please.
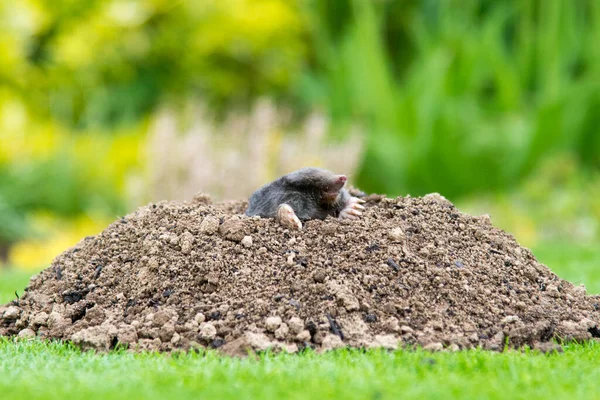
[338, 175, 347, 183]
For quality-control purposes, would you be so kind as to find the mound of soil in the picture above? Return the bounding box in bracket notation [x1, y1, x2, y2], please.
[1, 193, 599, 355]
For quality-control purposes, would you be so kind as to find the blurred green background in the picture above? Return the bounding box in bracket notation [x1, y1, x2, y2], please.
[0, 0, 598, 289]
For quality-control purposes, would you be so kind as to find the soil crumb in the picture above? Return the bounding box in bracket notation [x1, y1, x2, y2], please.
[1, 193, 599, 355]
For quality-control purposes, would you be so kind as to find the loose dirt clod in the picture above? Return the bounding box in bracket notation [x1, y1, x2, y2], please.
[1, 193, 599, 355]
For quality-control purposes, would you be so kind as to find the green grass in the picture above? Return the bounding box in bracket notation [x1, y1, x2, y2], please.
[0, 242, 599, 400]
[0, 339, 599, 400]
[534, 243, 600, 294]
[0, 269, 32, 304]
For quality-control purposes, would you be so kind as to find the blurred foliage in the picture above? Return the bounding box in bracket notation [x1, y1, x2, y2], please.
[0, 116, 143, 244]
[1, 0, 599, 270]
[460, 154, 600, 247]
[304, 0, 600, 197]
[0, 0, 306, 129]
[8, 212, 113, 271]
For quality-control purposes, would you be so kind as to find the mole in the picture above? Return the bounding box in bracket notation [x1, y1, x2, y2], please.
[245, 167, 365, 230]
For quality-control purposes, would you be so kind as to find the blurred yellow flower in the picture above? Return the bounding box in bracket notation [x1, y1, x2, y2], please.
[52, 16, 103, 69]
[192, 0, 304, 54]
[8, 212, 113, 271]
[0, 100, 63, 163]
[0, 35, 24, 76]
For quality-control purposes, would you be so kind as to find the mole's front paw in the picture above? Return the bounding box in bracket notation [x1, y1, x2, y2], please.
[339, 197, 365, 219]
[276, 204, 303, 230]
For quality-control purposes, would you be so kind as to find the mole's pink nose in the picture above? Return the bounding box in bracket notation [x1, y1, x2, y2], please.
[338, 175, 347, 183]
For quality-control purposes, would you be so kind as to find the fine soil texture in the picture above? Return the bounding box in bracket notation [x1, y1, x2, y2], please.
[1, 193, 599, 355]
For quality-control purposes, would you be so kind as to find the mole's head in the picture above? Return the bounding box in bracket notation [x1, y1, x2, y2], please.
[282, 167, 348, 204]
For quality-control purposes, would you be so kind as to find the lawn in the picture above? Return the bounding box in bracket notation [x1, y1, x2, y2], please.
[0, 241, 599, 400]
[0, 339, 599, 400]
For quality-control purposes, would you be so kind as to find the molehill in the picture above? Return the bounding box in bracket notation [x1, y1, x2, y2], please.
[1, 193, 598, 355]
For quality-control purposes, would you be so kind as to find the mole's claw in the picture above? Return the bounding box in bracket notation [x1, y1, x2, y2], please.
[277, 204, 302, 230]
[339, 208, 361, 220]
[339, 196, 366, 220]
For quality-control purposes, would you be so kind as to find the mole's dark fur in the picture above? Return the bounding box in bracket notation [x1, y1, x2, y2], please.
[245, 167, 352, 220]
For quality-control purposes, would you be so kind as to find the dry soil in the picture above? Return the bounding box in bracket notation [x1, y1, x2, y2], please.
[1, 193, 598, 355]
